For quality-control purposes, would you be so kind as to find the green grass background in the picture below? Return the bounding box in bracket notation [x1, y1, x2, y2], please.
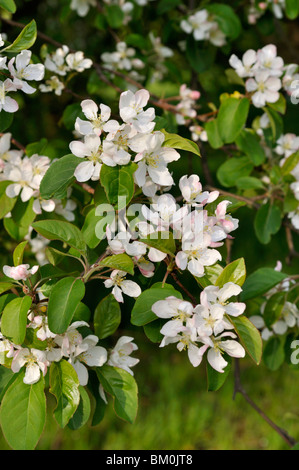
[1, 334, 298, 451]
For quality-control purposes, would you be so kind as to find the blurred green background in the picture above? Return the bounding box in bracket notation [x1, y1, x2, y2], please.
[1, 337, 297, 450]
[0, 0, 299, 450]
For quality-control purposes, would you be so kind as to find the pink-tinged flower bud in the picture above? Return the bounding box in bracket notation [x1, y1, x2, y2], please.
[190, 90, 201, 100]
[3, 264, 39, 281]
[258, 2, 267, 10]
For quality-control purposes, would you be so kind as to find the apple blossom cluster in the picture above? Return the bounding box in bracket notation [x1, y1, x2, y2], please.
[175, 84, 200, 125]
[0, 295, 139, 385]
[180, 9, 226, 47]
[247, 0, 286, 24]
[173, 84, 208, 142]
[69, 89, 185, 193]
[249, 261, 299, 340]
[229, 44, 289, 108]
[0, 49, 44, 113]
[101, 176, 238, 305]
[148, 32, 173, 82]
[151, 283, 246, 372]
[256, 120, 299, 230]
[279, 134, 299, 229]
[0, 133, 76, 221]
[1, 260, 140, 385]
[253, 114, 299, 229]
[136, 188, 239, 280]
[39, 46, 92, 96]
[101, 42, 145, 82]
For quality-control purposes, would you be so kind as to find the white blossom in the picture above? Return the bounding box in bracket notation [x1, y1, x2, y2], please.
[104, 270, 141, 303]
[70, 0, 97, 17]
[108, 336, 139, 375]
[8, 50, 45, 94]
[11, 348, 49, 384]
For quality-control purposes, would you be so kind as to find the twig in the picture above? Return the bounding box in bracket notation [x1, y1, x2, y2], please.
[76, 181, 95, 195]
[285, 226, 299, 265]
[206, 185, 262, 209]
[170, 270, 197, 305]
[233, 359, 297, 448]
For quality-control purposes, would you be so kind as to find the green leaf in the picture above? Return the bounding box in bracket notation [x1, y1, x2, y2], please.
[45, 246, 80, 267]
[32, 219, 86, 253]
[72, 302, 91, 323]
[285, 0, 299, 19]
[0, 0, 16, 14]
[131, 283, 182, 326]
[2, 20, 37, 53]
[235, 129, 266, 166]
[1, 296, 32, 345]
[13, 241, 28, 266]
[263, 107, 283, 142]
[94, 294, 121, 339]
[0, 373, 46, 450]
[99, 253, 135, 276]
[26, 138, 48, 157]
[206, 356, 232, 391]
[263, 292, 285, 329]
[225, 68, 245, 87]
[62, 103, 84, 130]
[268, 93, 286, 114]
[217, 156, 254, 188]
[254, 202, 282, 244]
[143, 319, 164, 343]
[68, 386, 91, 430]
[0, 111, 14, 133]
[4, 198, 36, 241]
[186, 36, 216, 74]
[0, 293, 16, 314]
[139, 231, 176, 257]
[205, 119, 224, 149]
[161, 130, 200, 156]
[0, 282, 15, 295]
[39, 154, 81, 200]
[263, 336, 285, 371]
[81, 207, 104, 249]
[195, 264, 224, 288]
[47, 277, 86, 334]
[157, 0, 181, 14]
[229, 315, 263, 365]
[240, 268, 288, 301]
[96, 365, 138, 424]
[50, 360, 80, 428]
[236, 176, 265, 190]
[100, 163, 137, 209]
[0, 367, 15, 402]
[215, 258, 246, 288]
[206, 3, 241, 39]
[217, 98, 250, 144]
[105, 4, 124, 28]
[284, 188, 299, 213]
[281, 151, 299, 176]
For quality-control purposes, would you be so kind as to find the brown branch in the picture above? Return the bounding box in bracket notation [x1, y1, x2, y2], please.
[233, 359, 297, 448]
[76, 181, 95, 195]
[170, 270, 197, 305]
[285, 225, 299, 265]
[205, 185, 262, 209]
